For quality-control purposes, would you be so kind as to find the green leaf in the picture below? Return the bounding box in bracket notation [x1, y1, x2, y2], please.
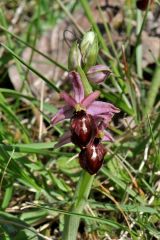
[0, 43, 60, 93]
[1, 186, 13, 210]
[0, 211, 43, 240]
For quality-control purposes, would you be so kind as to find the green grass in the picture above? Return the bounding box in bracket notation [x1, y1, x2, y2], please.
[0, 0, 160, 239]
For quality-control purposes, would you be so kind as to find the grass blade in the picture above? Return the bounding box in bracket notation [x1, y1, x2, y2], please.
[0, 25, 68, 71]
[0, 43, 60, 93]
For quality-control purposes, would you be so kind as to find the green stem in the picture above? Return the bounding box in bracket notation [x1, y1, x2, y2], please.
[62, 67, 94, 240]
[62, 172, 94, 240]
[77, 66, 92, 94]
[130, 3, 149, 65]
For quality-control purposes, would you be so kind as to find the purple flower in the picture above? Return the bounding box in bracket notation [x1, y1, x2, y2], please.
[51, 71, 120, 148]
[51, 71, 119, 125]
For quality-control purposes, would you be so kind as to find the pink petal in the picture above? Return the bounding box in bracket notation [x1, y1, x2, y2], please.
[102, 130, 114, 142]
[68, 71, 84, 103]
[54, 131, 72, 148]
[87, 101, 120, 115]
[81, 91, 100, 108]
[88, 72, 107, 83]
[60, 92, 77, 107]
[51, 106, 73, 125]
[94, 113, 114, 127]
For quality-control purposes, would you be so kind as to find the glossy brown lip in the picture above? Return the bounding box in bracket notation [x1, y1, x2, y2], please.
[70, 110, 97, 148]
[79, 141, 106, 175]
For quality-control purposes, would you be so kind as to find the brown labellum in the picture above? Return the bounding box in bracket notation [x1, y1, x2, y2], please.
[79, 140, 106, 175]
[70, 110, 97, 148]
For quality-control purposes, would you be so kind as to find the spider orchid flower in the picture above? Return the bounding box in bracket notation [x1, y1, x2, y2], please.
[51, 71, 119, 148]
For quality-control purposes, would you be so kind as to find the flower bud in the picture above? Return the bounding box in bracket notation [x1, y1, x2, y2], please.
[68, 41, 82, 71]
[70, 110, 97, 148]
[80, 31, 98, 71]
[79, 141, 106, 175]
[87, 65, 111, 84]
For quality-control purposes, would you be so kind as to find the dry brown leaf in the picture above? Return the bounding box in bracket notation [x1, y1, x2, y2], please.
[142, 31, 160, 67]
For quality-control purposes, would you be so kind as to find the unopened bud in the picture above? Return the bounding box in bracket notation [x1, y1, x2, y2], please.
[80, 31, 98, 71]
[87, 65, 111, 84]
[68, 41, 82, 71]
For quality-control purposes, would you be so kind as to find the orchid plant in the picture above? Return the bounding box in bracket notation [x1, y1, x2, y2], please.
[51, 31, 120, 240]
